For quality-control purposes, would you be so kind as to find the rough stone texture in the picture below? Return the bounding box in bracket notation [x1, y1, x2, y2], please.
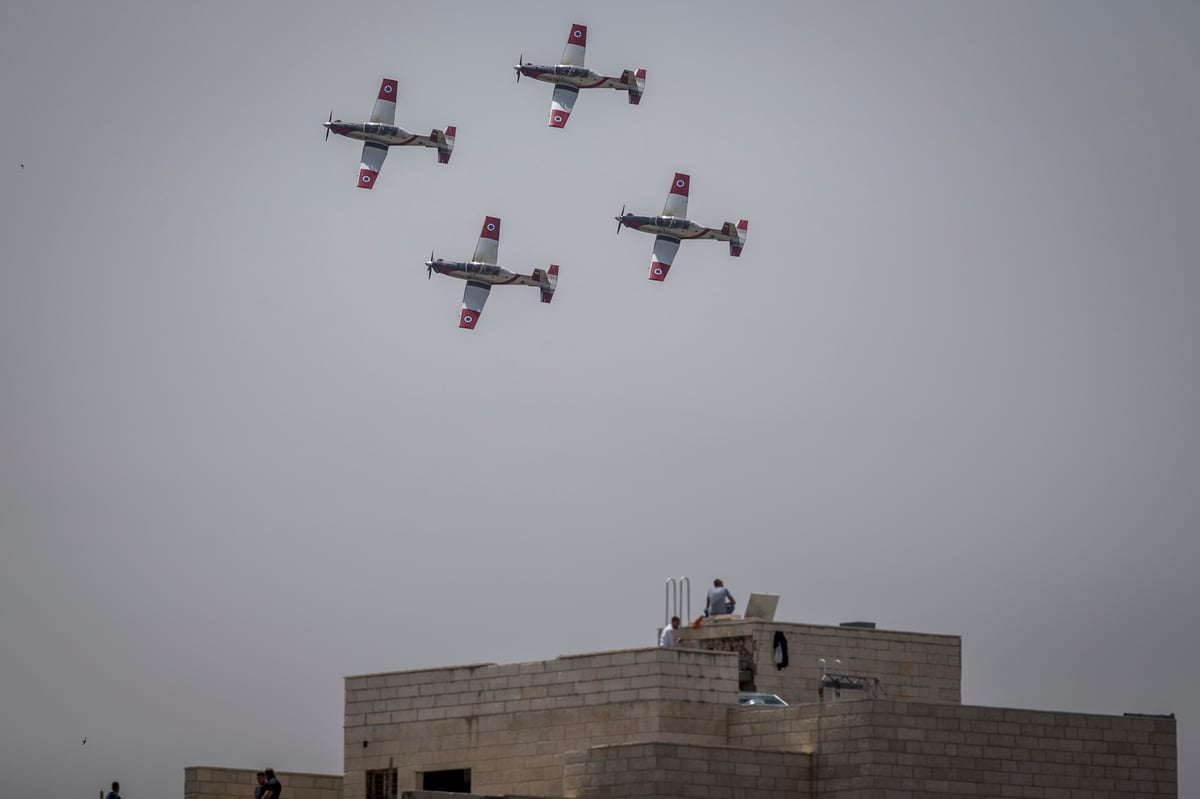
[340, 627, 1175, 799]
[344, 648, 738, 799]
[399, 794, 549, 799]
[678, 618, 961, 705]
[184, 767, 341, 799]
[727, 700, 1178, 797]
[193, 617, 1175, 799]
[563, 741, 810, 799]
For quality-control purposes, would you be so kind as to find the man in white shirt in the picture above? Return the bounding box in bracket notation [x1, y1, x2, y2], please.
[660, 616, 682, 647]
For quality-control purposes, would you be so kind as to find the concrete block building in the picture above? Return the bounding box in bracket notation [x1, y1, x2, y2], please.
[183, 767, 342, 799]
[188, 609, 1177, 798]
[339, 616, 1176, 798]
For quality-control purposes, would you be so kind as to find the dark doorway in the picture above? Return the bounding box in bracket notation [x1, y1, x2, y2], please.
[422, 768, 471, 793]
[365, 768, 397, 799]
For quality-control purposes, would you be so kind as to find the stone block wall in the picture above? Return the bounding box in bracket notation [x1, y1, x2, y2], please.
[679, 619, 961, 705]
[184, 767, 341, 799]
[726, 700, 1177, 797]
[563, 742, 811, 799]
[398, 794, 548, 799]
[343, 648, 739, 799]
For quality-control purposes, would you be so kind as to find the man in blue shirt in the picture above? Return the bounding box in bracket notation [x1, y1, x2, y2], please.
[706, 579, 735, 617]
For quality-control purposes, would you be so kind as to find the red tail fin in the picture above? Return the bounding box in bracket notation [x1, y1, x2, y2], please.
[730, 219, 748, 257]
[540, 264, 560, 303]
[437, 126, 456, 164]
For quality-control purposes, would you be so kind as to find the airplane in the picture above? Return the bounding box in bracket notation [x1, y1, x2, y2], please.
[324, 78, 455, 189]
[514, 24, 645, 128]
[425, 216, 559, 329]
[615, 173, 749, 282]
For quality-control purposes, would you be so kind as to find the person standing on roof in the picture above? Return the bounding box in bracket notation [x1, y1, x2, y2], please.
[705, 579, 736, 617]
[660, 616, 682, 647]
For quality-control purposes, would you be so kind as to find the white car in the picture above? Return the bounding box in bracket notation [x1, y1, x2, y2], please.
[737, 692, 788, 707]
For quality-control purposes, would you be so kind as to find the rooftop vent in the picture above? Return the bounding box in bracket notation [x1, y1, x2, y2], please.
[839, 621, 876, 630]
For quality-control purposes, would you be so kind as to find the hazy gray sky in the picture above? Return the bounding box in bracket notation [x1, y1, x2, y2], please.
[2, 1, 1197, 796]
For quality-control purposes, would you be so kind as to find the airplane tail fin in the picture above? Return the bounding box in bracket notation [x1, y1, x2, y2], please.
[532, 264, 560, 304]
[624, 68, 646, 105]
[727, 219, 748, 257]
[434, 126, 456, 164]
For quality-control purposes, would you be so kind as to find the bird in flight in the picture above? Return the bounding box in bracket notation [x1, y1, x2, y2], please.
[81, 738, 86, 746]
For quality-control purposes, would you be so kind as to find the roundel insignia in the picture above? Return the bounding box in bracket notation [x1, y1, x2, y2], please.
[464, 315, 473, 323]
[654, 268, 663, 275]
[553, 114, 563, 122]
[384, 85, 393, 93]
[573, 30, 582, 38]
[362, 174, 371, 183]
[676, 179, 685, 188]
[487, 223, 496, 231]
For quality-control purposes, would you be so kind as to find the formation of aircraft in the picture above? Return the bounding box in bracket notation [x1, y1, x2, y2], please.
[514, 24, 645, 128]
[324, 78, 455, 189]
[615, 173, 748, 281]
[322, 27, 748, 328]
[425, 217, 559, 329]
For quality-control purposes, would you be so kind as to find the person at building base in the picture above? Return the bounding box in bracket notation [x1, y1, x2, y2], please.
[261, 769, 282, 799]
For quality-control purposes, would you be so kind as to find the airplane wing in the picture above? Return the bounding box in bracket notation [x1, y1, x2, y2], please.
[649, 235, 680, 282]
[472, 216, 500, 264]
[549, 84, 579, 128]
[663, 172, 689, 218]
[460, 281, 491, 329]
[560, 24, 587, 67]
[370, 78, 398, 125]
[358, 142, 387, 189]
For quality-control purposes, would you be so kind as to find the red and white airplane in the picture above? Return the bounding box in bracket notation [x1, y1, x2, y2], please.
[615, 173, 749, 282]
[514, 24, 645, 128]
[324, 78, 455, 189]
[425, 217, 559, 330]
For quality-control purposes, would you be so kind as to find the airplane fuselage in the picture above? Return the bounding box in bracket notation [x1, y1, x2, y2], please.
[426, 260, 541, 287]
[618, 215, 717, 240]
[325, 121, 426, 147]
[516, 64, 628, 90]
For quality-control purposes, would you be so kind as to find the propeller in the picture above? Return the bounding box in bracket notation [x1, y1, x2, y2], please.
[514, 54, 523, 83]
[615, 204, 625, 235]
[325, 110, 332, 141]
[427, 250, 434, 279]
